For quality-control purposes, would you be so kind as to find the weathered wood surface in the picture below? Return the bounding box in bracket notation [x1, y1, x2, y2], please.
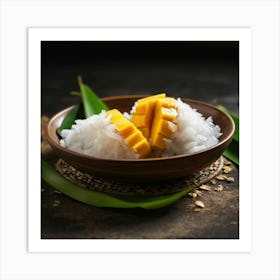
[41, 157, 239, 239]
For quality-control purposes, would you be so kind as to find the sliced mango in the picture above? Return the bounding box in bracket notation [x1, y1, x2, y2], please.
[132, 93, 166, 114]
[131, 93, 166, 139]
[133, 139, 152, 157]
[131, 95, 178, 152]
[125, 131, 144, 147]
[131, 114, 147, 128]
[150, 98, 178, 150]
[154, 119, 177, 137]
[106, 109, 151, 158]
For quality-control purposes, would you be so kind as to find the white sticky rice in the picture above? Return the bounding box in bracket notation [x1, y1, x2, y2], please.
[60, 99, 222, 159]
[162, 98, 222, 156]
[60, 111, 138, 159]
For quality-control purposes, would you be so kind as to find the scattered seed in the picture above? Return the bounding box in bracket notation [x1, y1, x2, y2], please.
[230, 221, 238, 225]
[194, 190, 203, 197]
[52, 200, 60, 207]
[215, 185, 223, 192]
[188, 192, 197, 198]
[216, 175, 235, 182]
[225, 160, 232, 166]
[194, 207, 201, 212]
[41, 188, 45, 192]
[53, 190, 62, 194]
[210, 179, 216, 185]
[199, 184, 211, 191]
[195, 200, 205, 208]
[223, 166, 232, 174]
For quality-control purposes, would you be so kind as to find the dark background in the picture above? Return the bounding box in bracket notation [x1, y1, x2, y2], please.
[41, 41, 239, 116]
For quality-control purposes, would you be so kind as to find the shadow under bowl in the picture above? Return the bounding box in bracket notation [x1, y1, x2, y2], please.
[45, 95, 235, 183]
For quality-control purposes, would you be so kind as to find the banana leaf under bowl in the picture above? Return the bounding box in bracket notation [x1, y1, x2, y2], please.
[45, 95, 234, 183]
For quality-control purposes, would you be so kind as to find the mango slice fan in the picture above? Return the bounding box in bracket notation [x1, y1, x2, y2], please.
[130, 94, 178, 157]
[106, 94, 179, 158]
[106, 109, 151, 158]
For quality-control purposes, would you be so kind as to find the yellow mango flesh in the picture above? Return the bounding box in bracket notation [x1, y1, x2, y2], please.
[106, 109, 151, 158]
[131, 114, 147, 128]
[133, 139, 152, 157]
[131, 93, 166, 138]
[125, 131, 144, 147]
[150, 98, 178, 150]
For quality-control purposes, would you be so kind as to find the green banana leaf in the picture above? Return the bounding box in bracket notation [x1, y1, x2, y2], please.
[217, 105, 239, 165]
[57, 77, 109, 136]
[217, 105, 239, 142]
[42, 160, 191, 209]
[57, 103, 82, 136]
[78, 76, 109, 118]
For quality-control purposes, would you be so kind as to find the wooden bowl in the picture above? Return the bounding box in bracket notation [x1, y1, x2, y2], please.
[45, 95, 235, 182]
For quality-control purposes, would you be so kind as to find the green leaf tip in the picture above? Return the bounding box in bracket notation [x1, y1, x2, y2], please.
[77, 75, 83, 87]
[78, 76, 109, 118]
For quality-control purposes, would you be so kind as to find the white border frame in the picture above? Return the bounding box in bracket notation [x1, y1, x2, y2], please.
[28, 27, 252, 253]
[1, 0, 280, 279]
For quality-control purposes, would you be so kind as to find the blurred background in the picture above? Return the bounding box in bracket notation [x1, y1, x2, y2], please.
[41, 41, 239, 116]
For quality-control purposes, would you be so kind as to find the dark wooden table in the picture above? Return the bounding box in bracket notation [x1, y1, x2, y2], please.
[41, 41, 239, 239]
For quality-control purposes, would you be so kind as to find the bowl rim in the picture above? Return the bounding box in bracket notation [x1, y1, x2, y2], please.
[46, 95, 235, 163]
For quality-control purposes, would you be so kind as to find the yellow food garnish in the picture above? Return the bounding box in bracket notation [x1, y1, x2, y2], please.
[106, 109, 151, 158]
[150, 97, 178, 150]
[131, 93, 166, 139]
[131, 95, 178, 152]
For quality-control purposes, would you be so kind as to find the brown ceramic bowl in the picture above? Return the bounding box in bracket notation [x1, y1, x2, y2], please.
[45, 95, 234, 182]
